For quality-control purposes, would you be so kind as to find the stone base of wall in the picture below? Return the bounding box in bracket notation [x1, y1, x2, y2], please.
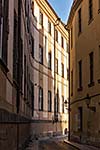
[31, 121, 64, 139]
[0, 123, 31, 150]
[70, 133, 100, 148]
[0, 109, 31, 150]
[0, 109, 67, 149]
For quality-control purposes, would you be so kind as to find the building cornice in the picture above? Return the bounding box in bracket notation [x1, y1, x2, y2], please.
[67, 0, 83, 28]
[34, 0, 68, 39]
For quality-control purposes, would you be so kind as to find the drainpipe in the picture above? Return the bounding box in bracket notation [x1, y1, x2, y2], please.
[65, 26, 70, 141]
[68, 29, 70, 141]
[53, 18, 60, 132]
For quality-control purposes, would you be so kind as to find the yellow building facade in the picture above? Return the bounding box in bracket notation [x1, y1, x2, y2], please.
[67, 0, 100, 146]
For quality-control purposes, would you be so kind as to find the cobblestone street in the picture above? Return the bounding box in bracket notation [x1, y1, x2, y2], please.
[23, 137, 77, 150]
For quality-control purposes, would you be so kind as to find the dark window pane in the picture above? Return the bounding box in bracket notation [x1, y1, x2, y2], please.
[39, 45, 43, 64]
[39, 87, 43, 111]
[48, 52, 51, 69]
[39, 11, 43, 26]
[89, 52, 94, 83]
[48, 20, 51, 35]
[78, 8, 82, 33]
[48, 91, 52, 112]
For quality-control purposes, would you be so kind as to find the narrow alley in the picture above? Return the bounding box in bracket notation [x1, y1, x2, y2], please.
[23, 138, 77, 150]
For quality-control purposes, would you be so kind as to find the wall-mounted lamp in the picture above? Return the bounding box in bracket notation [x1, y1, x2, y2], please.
[85, 93, 96, 112]
[64, 99, 68, 108]
[64, 99, 71, 111]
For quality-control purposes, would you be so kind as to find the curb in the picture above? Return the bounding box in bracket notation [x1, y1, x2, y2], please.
[64, 140, 81, 150]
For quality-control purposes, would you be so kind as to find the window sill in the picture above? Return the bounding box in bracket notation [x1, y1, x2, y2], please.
[88, 18, 94, 25]
[0, 58, 9, 74]
[77, 87, 83, 91]
[88, 82, 95, 87]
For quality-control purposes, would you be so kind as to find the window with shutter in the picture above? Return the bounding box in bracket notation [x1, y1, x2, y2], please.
[0, 0, 9, 66]
[48, 91, 52, 112]
[39, 87, 43, 111]
[13, 10, 18, 82]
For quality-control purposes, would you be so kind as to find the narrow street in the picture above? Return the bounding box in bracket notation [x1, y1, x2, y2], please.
[39, 140, 77, 150]
[24, 138, 78, 150]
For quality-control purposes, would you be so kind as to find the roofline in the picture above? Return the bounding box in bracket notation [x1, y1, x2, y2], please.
[67, 0, 83, 28]
[35, 0, 65, 27]
[46, 0, 65, 26]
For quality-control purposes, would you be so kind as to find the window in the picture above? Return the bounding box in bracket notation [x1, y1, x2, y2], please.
[24, 55, 27, 99]
[55, 29, 58, 42]
[61, 63, 64, 77]
[31, 1, 34, 15]
[71, 70, 73, 96]
[45, 36, 47, 52]
[89, 52, 94, 84]
[61, 36, 64, 48]
[78, 60, 82, 89]
[25, 0, 28, 15]
[89, 0, 93, 21]
[27, 73, 31, 105]
[55, 58, 58, 74]
[98, 0, 100, 12]
[0, 0, 3, 54]
[66, 42, 69, 52]
[67, 69, 69, 80]
[31, 36, 34, 58]
[39, 45, 43, 64]
[56, 92, 59, 113]
[48, 20, 51, 35]
[26, 4, 30, 33]
[78, 107, 83, 131]
[99, 45, 100, 66]
[62, 96, 64, 113]
[31, 82, 34, 116]
[71, 27, 73, 48]
[48, 52, 51, 69]
[48, 91, 52, 112]
[13, 10, 18, 81]
[39, 87, 43, 111]
[78, 8, 82, 34]
[39, 10, 43, 26]
[20, 39, 23, 91]
[0, 0, 9, 65]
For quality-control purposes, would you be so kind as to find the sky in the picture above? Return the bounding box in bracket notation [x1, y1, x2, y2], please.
[48, 0, 73, 23]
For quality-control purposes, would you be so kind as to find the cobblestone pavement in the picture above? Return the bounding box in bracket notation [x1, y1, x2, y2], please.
[39, 140, 78, 150]
[24, 138, 78, 150]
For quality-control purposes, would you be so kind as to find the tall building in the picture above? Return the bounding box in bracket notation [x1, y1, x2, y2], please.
[0, 0, 32, 149]
[0, 0, 69, 149]
[67, 0, 100, 146]
[31, 0, 69, 137]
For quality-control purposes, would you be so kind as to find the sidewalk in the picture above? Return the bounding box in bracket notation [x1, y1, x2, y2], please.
[64, 140, 99, 150]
